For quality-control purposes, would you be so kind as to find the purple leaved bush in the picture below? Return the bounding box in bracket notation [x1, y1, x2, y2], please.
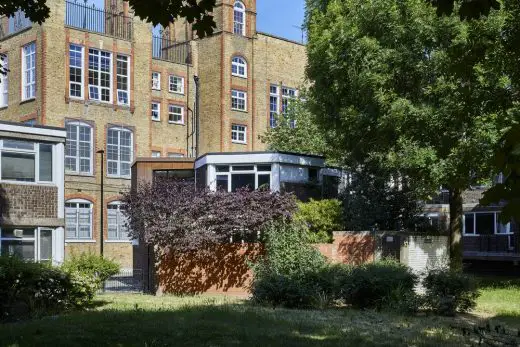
[121, 179, 297, 251]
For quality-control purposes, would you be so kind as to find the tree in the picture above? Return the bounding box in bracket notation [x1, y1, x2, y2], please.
[0, 0, 216, 38]
[121, 179, 297, 252]
[305, 0, 512, 270]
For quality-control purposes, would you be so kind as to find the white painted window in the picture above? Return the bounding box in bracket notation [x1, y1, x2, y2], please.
[168, 105, 184, 124]
[282, 86, 298, 128]
[0, 227, 53, 263]
[168, 75, 184, 94]
[233, 1, 245, 36]
[107, 127, 133, 178]
[231, 89, 247, 111]
[65, 200, 93, 240]
[0, 56, 8, 107]
[232, 56, 247, 78]
[269, 85, 279, 128]
[107, 201, 129, 240]
[65, 121, 93, 175]
[463, 212, 511, 235]
[231, 124, 246, 144]
[69, 44, 83, 99]
[151, 102, 161, 121]
[215, 164, 271, 192]
[152, 72, 161, 90]
[151, 151, 161, 158]
[168, 152, 184, 158]
[0, 139, 53, 183]
[116, 54, 130, 105]
[88, 48, 112, 102]
[22, 42, 36, 100]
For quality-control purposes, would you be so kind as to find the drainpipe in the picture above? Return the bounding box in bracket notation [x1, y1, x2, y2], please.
[194, 75, 200, 158]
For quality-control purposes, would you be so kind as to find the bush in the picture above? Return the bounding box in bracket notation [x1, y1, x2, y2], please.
[61, 253, 120, 286]
[295, 199, 344, 243]
[0, 256, 73, 320]
[342, 259, 418, 310]
[423, 269, 479, 316]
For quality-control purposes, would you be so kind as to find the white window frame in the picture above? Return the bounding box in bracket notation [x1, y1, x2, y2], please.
[215, 164, 272, 193]
[107, 127, 133, 178]
[231, 56, 247, 78]
[151, 102, 161, 121]
[463, 211, 512, 236]
[168, 152, 184, 158]
[22, 42, 36, 101]
[0, 139, 54, 184]
[69, 44, 84, 99]
[168, 104, 184, 124]
[168, 75, 184, 94]
[231, 124, 247, 144]
[88, 48, 112, 103]
[0, 227, 54, 263]
[269, 85, 279, 128]
[151, 151, 161, 158]
[65, 121, 93, 175]
[282, 86, 298, 128]
[0, 55, 8, 107]
[152, 72, 161, 90]
[107, 201, 130, 241]
[231, 89, 247, 111]
[65, 199, 93, 241]
[116, 54, 130, 106]
[233, 1, 246, 36]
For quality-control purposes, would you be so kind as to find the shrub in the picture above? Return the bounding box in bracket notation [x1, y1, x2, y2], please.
[295, 199, 344, 243]
[423, 269, 479, 316]
[61, 253, 120, 285]
[342, 259, 418, 310]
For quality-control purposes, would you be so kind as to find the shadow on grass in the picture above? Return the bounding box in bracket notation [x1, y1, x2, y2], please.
[0, 302, 470, 347]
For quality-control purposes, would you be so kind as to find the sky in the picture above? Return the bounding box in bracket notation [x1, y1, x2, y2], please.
[89, 0, 306, 43]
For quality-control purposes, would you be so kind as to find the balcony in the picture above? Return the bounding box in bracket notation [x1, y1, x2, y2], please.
[0, 11, 32, 41]
[65, 1, 132, 41]
[152, 36, 192, 65]
[464, 234, 520, 261]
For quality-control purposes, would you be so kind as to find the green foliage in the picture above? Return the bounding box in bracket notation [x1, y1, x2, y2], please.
[67, 271, 100, 308]
[342, 260, 419, 310]
[61, 253, 120, 285]
[423, 269, 480, 316]
[295, 199, 344, 243]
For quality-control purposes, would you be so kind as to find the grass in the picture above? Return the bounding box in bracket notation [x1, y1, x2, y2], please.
[0, 282, 518, 347]
[475, 277, 520, 329]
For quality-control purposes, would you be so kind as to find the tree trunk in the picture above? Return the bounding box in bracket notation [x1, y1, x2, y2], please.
[449, 187, 463, 271]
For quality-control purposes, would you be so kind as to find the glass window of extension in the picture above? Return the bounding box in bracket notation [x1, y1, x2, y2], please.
[231, 90, 246, 111]
[0, 139, 52, 182]
[233, 1, 245, 36]
[168, 105, 184, 124]
[69, 44, 83, 98]
[107, 201, 129, 240]
[0, 228, 53, 263]
[0, 56, 8, 107]
[169, 75, 184, 94]
[152, 72, 161, 90]
[88, 48, 111, 102]
[231, 124, 246, 144]
[232, 56, 247, 78]
[151, 102, 160, 121]
[269, 85, 279, 128]
[116, 55, 130, 105]
[65, 200, 93, 239]
[216, 164, 272, 192]
[65, 121, 92, 175]
[463, 212, 511, 235]
[22, 42, 36, 100]
[107, 127, 133, 178]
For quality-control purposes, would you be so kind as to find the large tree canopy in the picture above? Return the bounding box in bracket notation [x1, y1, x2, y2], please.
[305, 0, 512, 270]
[0, 0, 216, 37]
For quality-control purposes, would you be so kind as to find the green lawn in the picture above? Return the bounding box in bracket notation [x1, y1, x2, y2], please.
[0, 286, 519, 347]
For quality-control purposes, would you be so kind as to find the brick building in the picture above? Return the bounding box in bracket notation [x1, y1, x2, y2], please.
[0, 0, 306, 268]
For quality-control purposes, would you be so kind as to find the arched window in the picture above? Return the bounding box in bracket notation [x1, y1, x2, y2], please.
[107, 127, 133, 178]
[107, 201, 129, 240]
[65, 199, 93, 240]
[65, 121, 93, 175]
[233, 1, 245, 36]
[231, 56, 247, 78]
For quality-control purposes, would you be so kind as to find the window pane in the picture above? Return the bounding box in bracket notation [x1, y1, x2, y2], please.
[258, 174, 270, 190]
[2, 228, 35, 238]
[464, 214, 474, 234]
[231, 173, 255, 192]
[257, 165, 271, 172]
[3, 140, 33, 150]
[39, 229, 52, 261]
[475, 213, 495, 235]
[39, 143, 53, 181]
[217, 175, 229, 191]
[2, 152, 35, 181]
[1, 240, 34, 261]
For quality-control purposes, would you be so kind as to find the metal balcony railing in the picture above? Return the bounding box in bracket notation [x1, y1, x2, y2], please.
[65, 0, 132, 41]
[152, 36, 192, 65]
[0, 11, 32, 41]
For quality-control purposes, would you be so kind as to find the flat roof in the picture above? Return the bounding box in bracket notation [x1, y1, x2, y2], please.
[0, 120, 66, 140]
[196, 150, 324, 161]
[0, 120, 65, 132]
